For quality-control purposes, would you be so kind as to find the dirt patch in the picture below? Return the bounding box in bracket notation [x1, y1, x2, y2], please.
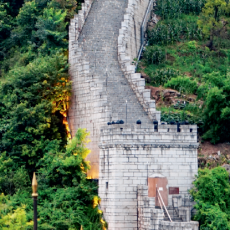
[166, 54, 175, 62]
[199, 141, 230, 156]
[198, 141, 230, 169]
[145, 86, 161, 101]
[145, 86, 183, 107]
[184, 72, 192, 77]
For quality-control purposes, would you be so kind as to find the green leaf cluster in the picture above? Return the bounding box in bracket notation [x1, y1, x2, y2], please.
[0, 194, 33, 230]
[198, 0, 230, 47]
[0, 1, 105, 229]
[190, 167, 230, 229]
[0, 129, 105, 230]
[164, 76, 198, 94]
[155, 0, 205, 20]
[148, 15, 203, 46]
[0, 53, 70, 170]
[143, 45, 166, 65]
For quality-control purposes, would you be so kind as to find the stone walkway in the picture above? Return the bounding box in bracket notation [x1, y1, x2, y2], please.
[78, 0, 152, 124]
[69, 0, 153, 178]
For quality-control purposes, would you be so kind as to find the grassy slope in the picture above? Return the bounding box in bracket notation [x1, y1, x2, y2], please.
[139, 11, 230, 166]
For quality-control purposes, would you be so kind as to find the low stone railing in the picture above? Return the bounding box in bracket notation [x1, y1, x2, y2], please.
[69, 0, 94, 48]
[118, 0, 161, 122]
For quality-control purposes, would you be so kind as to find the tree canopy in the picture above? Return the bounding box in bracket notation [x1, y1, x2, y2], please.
[0, 0, 105, 229]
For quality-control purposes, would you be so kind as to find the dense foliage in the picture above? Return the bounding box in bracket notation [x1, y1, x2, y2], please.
[0, 53, 70, 172]
[190, 167, 230, 229]
[0, 129, 105, 230]
[141, 0, 230, 143]
[0, 0, 105, 229]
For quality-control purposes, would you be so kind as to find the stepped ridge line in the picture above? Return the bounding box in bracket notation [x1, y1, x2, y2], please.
[68, 0, 157, 178]
[118, 0, 161, 121]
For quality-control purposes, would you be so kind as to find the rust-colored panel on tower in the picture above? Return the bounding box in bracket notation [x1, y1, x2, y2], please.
[148, 177, 168, 207]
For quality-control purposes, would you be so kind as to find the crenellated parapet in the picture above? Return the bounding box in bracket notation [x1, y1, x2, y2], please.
[100, 124, 198, 148]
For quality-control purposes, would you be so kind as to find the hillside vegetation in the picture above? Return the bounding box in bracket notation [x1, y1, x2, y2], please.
[140, 0, 230, 144]
[140, 1, 230, 228]
[0, 0, 105, 229]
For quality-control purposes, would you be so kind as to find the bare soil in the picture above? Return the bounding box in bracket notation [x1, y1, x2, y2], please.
[199, 141, 230, 157]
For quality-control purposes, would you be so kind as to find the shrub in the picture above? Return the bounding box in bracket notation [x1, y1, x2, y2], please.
[187, 40, 197, 50]
[190, 167, 230, 229]
[164, 76, 198, 94]
[148, 16, 203, 46]
[0, 194, 32, 230]
[155, 0, 205, 20]
[143, 46, 165, 65]
[150, 68, 181, 86]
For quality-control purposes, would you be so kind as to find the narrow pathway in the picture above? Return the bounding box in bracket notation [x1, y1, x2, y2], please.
[78, 0, 152, 123]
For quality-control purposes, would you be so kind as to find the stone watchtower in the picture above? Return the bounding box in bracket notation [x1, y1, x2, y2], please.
[68, 0, 199, 229]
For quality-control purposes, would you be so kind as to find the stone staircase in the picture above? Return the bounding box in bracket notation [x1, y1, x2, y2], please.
[68, 0, 156, 177]
[156, 207, 183, 222]
[77, 0, 152, 124]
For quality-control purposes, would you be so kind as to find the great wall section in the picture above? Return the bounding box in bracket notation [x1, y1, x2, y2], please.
[68, 0, 199, 229]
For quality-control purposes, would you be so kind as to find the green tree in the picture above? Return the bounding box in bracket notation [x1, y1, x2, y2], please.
[0, 3, 14, 61]
[49, 0, 79, 20]
[11, 1, 39, 47]
[190, 167, 230, 229]
[197, 0, 230, 48]
[35, 129, 104, 230]
[0, 194, 33, 230]
[35, 7, 68, 53]
[0, 0, 24, 17]
[0, 152, 30, 195]
[0, 129, 105, 230]
[0, 53, 71, 171]
[202, 77, 230, 143]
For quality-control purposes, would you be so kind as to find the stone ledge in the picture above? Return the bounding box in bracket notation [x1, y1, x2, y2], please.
[118, 0, 161, 122]
[99, 144, 199, 149]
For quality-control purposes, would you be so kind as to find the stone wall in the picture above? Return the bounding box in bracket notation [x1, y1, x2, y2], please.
[126, 0, 150, 61]
[137, 186, 199, 230]
[99, 124, 198, 229]
[118, 0, 161, 122]
[138, 186, 156, 230]
[157, 221, 199, 230]
[69, 0, 93, 50]
[68, 2, 199, 229]
[68, 0, 155, 179]
[68, 0, 102, 178]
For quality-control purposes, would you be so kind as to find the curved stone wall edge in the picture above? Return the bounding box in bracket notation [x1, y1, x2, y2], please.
[118, 0, 161, 122]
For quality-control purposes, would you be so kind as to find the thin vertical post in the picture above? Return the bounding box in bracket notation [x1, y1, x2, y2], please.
[32, 172, 38, 230]
[33, 197, 37, 230]
[147, 162, 149, 185]
[126, 100, 127, 124]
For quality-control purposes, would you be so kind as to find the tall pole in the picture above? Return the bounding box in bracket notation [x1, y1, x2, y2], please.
[147, 162, 149, 185]
[33, 197, 37, 230]
[32, 172, 38, 230]
[126, 100, 127, 124]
